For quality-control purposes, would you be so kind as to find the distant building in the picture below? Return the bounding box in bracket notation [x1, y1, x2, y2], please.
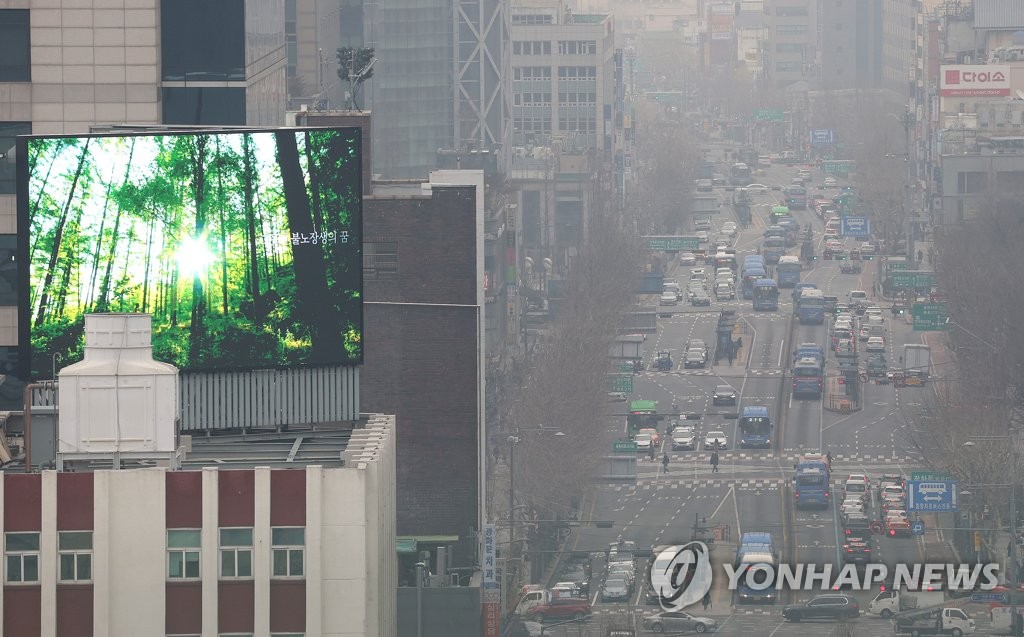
[765, 0, 817, 88]
[509, 0, 616, 152]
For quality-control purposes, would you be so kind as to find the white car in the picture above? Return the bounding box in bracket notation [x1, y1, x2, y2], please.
[679, 252, 698, 265]
[634, 433, 653, 452]
[715, 282, 735, 300]
[672, 427, 697, 451]
[745, 183, 770, 195]
[695, 231, 709, 242]
[865, 336, 885, 352]
[721, 221, 738, 236]
[704, 431, 728, 450]
[660, 291, 678, 306]
[689, 268, 707, 280]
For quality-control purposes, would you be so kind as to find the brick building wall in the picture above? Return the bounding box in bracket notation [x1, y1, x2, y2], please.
[361, 186, 480, 564]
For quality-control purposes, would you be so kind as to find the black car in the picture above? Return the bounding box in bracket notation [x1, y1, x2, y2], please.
[843, 513, 872, 537]
[712, 385, 738, 405]
[684, 349, 708, 369]
[842, 540, 873, 564]
[782, 595, 859, 622]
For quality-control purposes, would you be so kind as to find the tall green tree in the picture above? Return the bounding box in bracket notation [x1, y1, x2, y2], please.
[34, 138, 90, 328]
[94, 139, 136, 313]
[242, 134, 264, 324]
[275, 132, 336, 354]
[187, 136, 209, 363]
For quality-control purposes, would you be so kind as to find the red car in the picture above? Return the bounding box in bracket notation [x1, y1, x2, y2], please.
[527, 597, 592, 623]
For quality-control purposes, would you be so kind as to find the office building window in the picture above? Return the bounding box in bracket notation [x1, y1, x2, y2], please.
[776, 62, 803, 72]
[512, 14, 553, 25]
[161, 0, 245, 81]
[513, 67, 552, 81]
[220, 528, 253, 578]
[957, 172, 987, 194]
[0, 122, 29, 195]
[558, 40, 597, 55]
[272, 527, 305, 578]
[364, 241, 398, 279]
[513, 41, 551, 56]
[0, 10, 30, 82]
[776, 24, 808, 35]
[58, 531, 92, 582]
[776, 6, 808, 16]
[776, 44, 805, 54]
[285, 0, 297, 78]
[162, 88, 246, 126]
[167, 530, 201, 580]
[558, 66, 597, 80]
[6, 533, 39, 583]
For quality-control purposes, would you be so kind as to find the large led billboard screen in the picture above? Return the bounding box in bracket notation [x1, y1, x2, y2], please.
[19, 127, 363, 379]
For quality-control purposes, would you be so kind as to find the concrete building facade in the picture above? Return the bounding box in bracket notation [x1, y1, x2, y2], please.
[765, 0, 817, 88]
[0, 416, 396, 637]
[509, 1, 615, 152]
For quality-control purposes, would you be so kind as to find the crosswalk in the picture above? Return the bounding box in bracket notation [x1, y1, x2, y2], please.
[635, 451, 920, 463]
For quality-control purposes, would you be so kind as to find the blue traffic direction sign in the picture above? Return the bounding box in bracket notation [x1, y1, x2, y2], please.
[972, 592, 1008, 604]
[810, 129, 835, 145]
[840, 217, 871, 238]
[907, 480, 958, 512]
[911, 521, 925, 536]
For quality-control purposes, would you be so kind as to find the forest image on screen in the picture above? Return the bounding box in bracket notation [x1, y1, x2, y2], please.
[25, 128, 363, 376]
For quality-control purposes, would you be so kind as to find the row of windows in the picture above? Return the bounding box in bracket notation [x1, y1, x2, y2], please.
[514, 66, 552, 80]
[514, 93, 552, 106]
[560, 92, 597, 104]
[511, 14, 553, 25]
[6, 528, 305, 584]
[513, 117, 553, 133]
[559, 116, 597, 132]
[559, 66, 597, 79]
[776, 62, 804, 72]
[776, 6, 809, 16]
[170, 634, 304, 637]
[559, 40, 597, 55]
[776, 24, 808, 35]
[513, 41, 551, 56]
[776, 43, 806, 54]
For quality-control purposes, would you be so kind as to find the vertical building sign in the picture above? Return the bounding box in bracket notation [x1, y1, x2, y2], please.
[482, 524, 501, 636]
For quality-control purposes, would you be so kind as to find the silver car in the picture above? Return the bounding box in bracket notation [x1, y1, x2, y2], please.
[643, 611, 717, 634]
[601, 577, 631, 602]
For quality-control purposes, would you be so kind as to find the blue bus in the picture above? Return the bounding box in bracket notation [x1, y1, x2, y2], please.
[775, 255, 802, 288]
[739, 406, 772, 448]
[734, 542, 777, 604]
[752, 278, 779, 311]
[796, 288, 826, 324]
[792, 357, 824, 399]
[762, 237, 786, 264]
[741, 265, 766, 299]
[730, 162, 752, 186]
[794, 467, 831, 508]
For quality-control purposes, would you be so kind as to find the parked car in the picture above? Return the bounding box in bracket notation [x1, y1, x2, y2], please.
[782, 595, 859, 621]
[642, 611, 717, 634]
[713, 384, 738, 405]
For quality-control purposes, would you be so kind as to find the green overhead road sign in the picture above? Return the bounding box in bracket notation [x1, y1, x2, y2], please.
[613, 440, 638, 453]
[615, 362, 635, 373]
[912, 303, 949, 331]
[912, 471, 953, 482]
[644, 236, 699, 251]
[607, 373, 634, 393]
[754, 109, 785, 122]
[822, 160, 855, 175]
[889, 270, 935, 289]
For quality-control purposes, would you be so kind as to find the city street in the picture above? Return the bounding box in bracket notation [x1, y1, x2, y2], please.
[547, 161, 999, 636]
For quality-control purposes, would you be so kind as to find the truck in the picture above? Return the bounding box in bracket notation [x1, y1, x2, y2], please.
[636, 272, 665, 294]
[693, 194, 722, 216]
[990, 605, 1024, 635]
[609, 334, 645, 360]
[904, 344, 932, 381]
[868, 589, 946, 618]
[893, 607, 976, 636]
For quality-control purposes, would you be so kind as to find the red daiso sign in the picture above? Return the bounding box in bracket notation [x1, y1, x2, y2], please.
[940, 64, 1011, 97]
